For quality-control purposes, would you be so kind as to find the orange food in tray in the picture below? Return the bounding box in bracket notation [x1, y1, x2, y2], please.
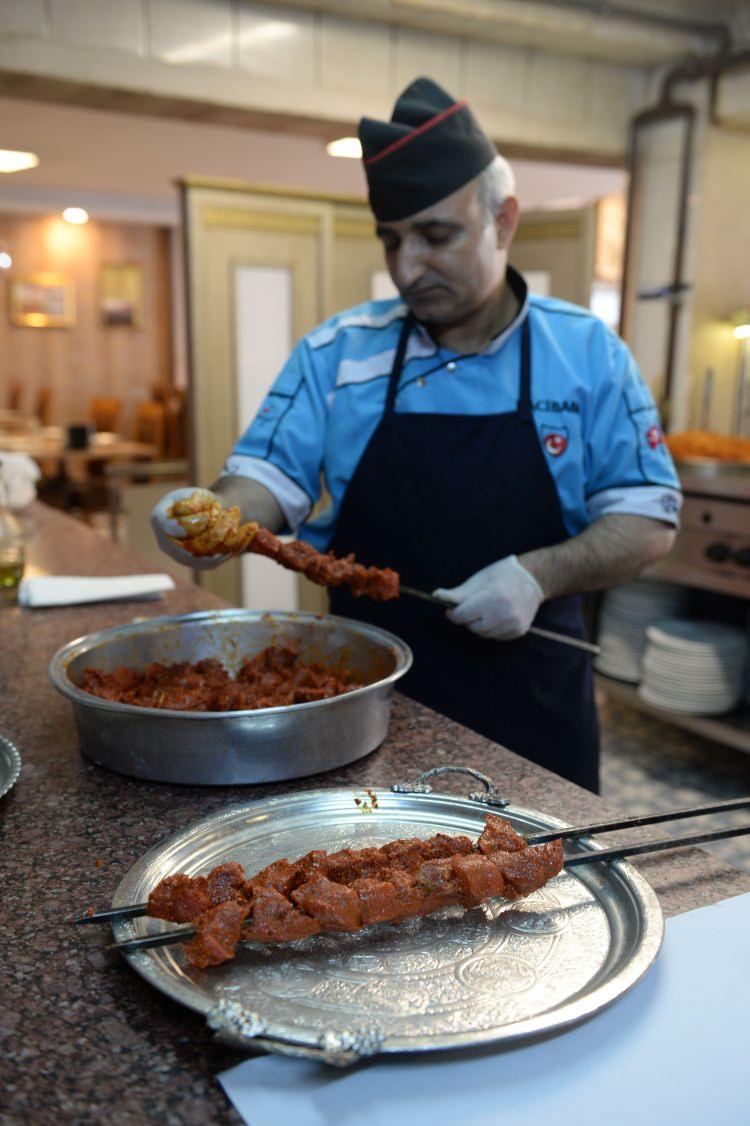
[665, 430, 750, 462]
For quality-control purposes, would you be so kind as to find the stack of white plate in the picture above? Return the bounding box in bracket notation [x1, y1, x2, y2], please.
[594, 579, 686, 682]
[639, 619, 747, 714]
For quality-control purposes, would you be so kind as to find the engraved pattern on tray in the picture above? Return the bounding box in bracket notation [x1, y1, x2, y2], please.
[205, 883, 607, 1038]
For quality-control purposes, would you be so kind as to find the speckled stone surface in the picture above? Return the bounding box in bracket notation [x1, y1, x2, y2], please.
[2, 504, 749, 1123]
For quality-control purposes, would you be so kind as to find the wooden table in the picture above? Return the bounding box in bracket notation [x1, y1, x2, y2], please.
[0, 430, 156, 469]
[0, 409, 34, 431]
[2, 503, 749, 1123]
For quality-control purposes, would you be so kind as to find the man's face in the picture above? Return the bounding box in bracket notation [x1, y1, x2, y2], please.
[375, 178, 517, 327]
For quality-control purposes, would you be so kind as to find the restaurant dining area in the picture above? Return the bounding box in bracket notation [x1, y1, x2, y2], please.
[2, 2, 750, 1124]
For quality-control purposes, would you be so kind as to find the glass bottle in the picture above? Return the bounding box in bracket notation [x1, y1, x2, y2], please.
[0, 469, 25, 602]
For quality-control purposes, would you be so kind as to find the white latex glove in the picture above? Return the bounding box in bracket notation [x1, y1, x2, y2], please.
[434, 554, 544, 640]
[150, 486, 230, 571]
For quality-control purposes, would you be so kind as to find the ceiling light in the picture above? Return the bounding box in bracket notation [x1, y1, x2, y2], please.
[0, 251, 11, 269]
[62, 207, 89, 225]
[0, 149, 39, 174]
[730, 308, 750, 340]
[326, 137, 362, 159]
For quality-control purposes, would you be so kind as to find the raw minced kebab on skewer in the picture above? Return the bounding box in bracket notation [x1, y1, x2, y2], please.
[133, 815, 564, 969]
[167, 490, 400, 601]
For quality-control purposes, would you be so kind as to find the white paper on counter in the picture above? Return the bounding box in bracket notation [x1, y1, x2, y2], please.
[18, 573, 175, 607]
[219, 890, 750, 1126]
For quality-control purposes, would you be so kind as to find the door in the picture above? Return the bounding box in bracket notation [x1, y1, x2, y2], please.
[182, 181, 385, 609]
[510, 207, 596, 308]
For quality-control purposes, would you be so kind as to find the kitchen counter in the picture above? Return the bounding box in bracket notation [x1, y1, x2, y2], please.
[2, 503, 749, 1123]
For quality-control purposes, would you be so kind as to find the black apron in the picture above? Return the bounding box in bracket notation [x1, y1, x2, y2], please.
[329, 311, 600, 792]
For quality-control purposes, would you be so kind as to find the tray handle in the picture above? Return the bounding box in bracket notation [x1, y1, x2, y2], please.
[207, 1001, 383, 1066]
[391, 764, 510, 808]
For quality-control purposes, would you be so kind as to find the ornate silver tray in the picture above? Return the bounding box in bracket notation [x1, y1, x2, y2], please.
[112, 766, 663, 1065]
[0, 733, 21, 800]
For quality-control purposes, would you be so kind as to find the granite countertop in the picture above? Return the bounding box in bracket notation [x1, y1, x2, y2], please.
[2, 503, 749, 1123]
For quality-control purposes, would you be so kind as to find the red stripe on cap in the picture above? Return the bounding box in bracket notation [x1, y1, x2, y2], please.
[364, 100, 467, 166]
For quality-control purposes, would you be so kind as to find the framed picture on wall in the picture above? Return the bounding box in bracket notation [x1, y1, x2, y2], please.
[100, 262, 143, 327]
[9, 273, 76, 328]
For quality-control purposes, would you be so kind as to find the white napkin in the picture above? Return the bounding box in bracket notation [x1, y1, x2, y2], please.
[0, 451, 40, 509]
[219, 891, 750, 1126]
[18, 573, 175, 607]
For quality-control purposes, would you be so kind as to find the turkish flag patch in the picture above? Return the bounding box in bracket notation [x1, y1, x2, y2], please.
[542, 426, 568, 457]
[646, 424, 664, 449]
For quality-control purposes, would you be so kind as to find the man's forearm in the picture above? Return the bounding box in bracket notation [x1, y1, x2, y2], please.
[519, 514, 676, 601]
[210, 475, 286, 534]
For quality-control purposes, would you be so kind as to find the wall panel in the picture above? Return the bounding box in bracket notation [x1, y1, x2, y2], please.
[0, 213, 172, 431]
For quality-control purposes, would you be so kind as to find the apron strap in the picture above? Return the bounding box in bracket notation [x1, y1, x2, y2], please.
[384, 312, 416, 417]
[517, 315, 533, 422]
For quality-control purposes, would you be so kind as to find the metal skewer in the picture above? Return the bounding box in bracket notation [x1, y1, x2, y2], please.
[564, 823, 750, 866]
[101, 822, 750, 957]
[75, 796, 750, 926]
[399, 585, 601, 656]
[74, 902, 149, 925]
[112, 927, 197, 953]
[525, 795, 750, 844]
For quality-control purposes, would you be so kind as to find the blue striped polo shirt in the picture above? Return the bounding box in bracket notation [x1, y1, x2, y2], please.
[222, 270, 681, 551]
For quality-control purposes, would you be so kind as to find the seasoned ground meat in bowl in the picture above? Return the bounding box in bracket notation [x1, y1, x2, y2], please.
[49, 609, 411, 785]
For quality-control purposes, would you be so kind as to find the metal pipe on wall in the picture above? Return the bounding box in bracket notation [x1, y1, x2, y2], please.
[619, 44, 750, 426]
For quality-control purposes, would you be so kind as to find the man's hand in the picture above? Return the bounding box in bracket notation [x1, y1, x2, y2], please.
[151, 487, 232, 571]
[434, 555, 544, 640]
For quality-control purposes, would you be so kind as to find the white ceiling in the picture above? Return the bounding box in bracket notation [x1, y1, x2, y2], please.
[0, 96, 625, 226]
[265, 0, 749, 63]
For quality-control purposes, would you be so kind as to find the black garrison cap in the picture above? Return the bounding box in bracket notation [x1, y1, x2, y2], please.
[359, 76, 497, 222]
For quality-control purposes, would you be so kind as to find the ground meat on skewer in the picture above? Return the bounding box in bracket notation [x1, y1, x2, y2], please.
[147, 873, 212, 923]
[291, 877, 363, 932]
[249, 858, 299, 898]
[487, 841, 565, 899]
[167, 492, 400, 601]
[245, 885, 322, 944]
[143, 816, 564, 968]
[250, 527, 399, 601]
[451, 853, 507, 901]
[147, 831, 477, 924]
[350, 876, 403, 926]
[477, 816, 528, 854]
[146, 862, 246, 921]
[206, 862, 246, 905]
[183, 900, 251, 970]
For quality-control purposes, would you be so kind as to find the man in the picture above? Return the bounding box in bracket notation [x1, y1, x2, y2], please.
[153, 77, 681, 792]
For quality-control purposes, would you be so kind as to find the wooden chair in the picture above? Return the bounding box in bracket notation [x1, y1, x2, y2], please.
[134, 401, 166, 456]
[7, 381, 22, 412]
[90, 396, 121, 433]
[35, 387, 53, 427]
[163, 391, 187, 459]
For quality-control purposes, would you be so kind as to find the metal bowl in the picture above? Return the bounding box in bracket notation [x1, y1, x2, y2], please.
[49, 609, 412, 785]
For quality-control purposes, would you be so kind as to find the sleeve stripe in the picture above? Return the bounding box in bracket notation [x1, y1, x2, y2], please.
[585, 480, 683, 500]
[586, 484, 682, 527]
[219, 454, 311, 530]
